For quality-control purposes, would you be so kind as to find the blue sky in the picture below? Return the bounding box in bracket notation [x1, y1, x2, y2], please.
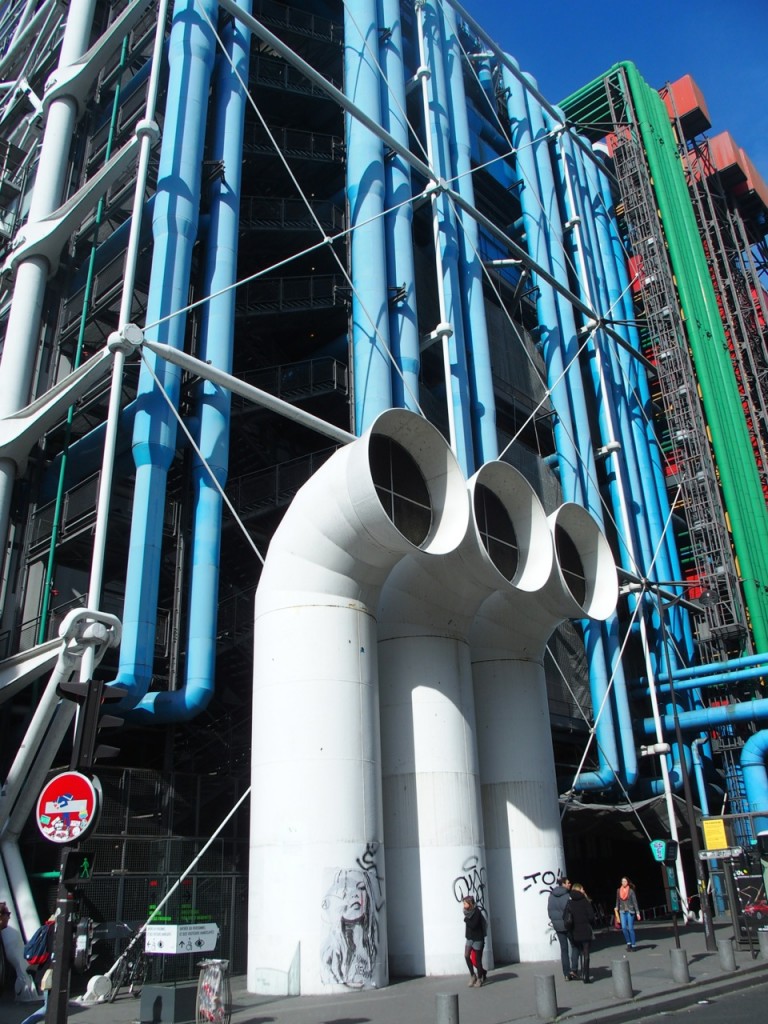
[461, 0, 768, 182]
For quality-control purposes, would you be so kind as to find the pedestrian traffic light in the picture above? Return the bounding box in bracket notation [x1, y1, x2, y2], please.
[57, 679, 128, 770]
[650, 838, 679, 866]
[61, 849, 95, 885]
[663, 840, 679, 866]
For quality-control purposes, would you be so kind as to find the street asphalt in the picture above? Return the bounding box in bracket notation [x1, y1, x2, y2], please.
[3, 919, 768, 1024]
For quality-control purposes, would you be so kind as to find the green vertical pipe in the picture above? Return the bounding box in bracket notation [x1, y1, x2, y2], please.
[562, 62, 768, 649]
[37, 39, 129, 644]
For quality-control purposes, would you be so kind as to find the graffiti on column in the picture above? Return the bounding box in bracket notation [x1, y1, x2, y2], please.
[522, 868, 561, 896]
[453, 855, 488, 910]
[320, 843, 384, 988]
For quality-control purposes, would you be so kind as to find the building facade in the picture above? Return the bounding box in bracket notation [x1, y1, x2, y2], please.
[0, 0, 766, 993]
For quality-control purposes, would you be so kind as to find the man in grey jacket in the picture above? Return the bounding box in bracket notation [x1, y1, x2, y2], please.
[547, 877, 577, 980]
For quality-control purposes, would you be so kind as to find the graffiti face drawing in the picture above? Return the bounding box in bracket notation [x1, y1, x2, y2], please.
[320, 867, 380, 988]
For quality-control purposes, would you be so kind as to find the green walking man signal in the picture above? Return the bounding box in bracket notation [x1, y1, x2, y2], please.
[650, 838, 679, 867]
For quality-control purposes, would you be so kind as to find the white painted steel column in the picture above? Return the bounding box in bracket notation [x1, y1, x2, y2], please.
[378, 462, 552, 976]
[0, 1, 96, 574]
[248, 410, 468, 996]
[471, 504, 617, 962]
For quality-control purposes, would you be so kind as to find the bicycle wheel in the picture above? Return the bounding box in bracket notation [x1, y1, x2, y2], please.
[129, 953, 149, 998]
[108, 955, 128, 1002]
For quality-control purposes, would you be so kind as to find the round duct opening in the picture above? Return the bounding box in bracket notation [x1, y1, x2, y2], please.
[469, 460, 552, 592]
[474, 482, 518, 581]
[555, 524, 586, 606]
[370, 434, 431, 546]
[550, 504, 618, 620]
[352, 408, 469, 556]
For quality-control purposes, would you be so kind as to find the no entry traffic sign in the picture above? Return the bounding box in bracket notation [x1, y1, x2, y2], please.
[36, 771, 101, 844]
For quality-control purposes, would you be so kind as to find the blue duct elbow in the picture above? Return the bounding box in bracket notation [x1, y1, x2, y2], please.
[127, 0, 251, 724]
[114, 0, 219, 711]
[741, 731, 768, 832]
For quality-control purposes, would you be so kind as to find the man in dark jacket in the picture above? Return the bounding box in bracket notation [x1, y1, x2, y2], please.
[547, 878, 576, 980]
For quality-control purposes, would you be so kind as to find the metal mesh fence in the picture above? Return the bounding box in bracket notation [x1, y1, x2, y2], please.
[24, 768, 249, 981]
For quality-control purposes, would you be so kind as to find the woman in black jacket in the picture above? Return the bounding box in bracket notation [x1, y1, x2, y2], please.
[565, 883, 596, 984]
[462, 896, 487, 987]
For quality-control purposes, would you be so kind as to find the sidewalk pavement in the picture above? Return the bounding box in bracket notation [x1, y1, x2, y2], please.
[3, 919, 768, 1024]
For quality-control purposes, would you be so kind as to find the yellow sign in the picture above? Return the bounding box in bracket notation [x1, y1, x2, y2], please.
[702, 818, 728, 850]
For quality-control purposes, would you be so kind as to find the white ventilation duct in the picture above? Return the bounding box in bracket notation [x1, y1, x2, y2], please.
[377, 460, 552, 976]
[471, 503, 618, 962]
[248, 409, 468, 995]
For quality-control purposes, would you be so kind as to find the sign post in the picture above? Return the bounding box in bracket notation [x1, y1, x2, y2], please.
[650, 839, 681, 948]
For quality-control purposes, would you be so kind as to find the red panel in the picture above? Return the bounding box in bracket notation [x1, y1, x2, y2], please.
[738, 148, 768, 210]
[709, 131, 744, 176]
[662, 74, 711, 138]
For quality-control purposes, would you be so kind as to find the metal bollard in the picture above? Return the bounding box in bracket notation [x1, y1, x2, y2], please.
[670, 947, 690, 984]
[534, 974, 558, 1021]
[436, 992, 459, 1024]
[758, 928, 768, 960]
[612, 958, 633, 1000]
[716, 936, 736, 972]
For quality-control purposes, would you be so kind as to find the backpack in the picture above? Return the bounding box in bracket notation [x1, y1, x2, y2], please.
[24, 923, 54, 966]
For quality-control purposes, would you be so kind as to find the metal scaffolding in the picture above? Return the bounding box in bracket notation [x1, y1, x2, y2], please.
[602, 66, 749, 663]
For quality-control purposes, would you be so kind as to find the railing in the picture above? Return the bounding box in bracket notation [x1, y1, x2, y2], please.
[239, 196, 344, 234]
[227, 447, 337, 517]
[235, 274, 348, 317]
[241, 357, 348, 402]
[252, 0, 340, 42]
[242, 123, 343, 162]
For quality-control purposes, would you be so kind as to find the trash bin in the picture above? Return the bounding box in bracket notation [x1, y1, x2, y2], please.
[195, 959, 231, 1024]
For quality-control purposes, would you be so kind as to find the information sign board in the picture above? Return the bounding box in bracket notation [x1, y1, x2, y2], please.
[145, 923, 219, 954]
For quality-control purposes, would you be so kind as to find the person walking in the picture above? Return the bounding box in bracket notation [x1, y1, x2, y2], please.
[564, 883, 595, 984]
[461, 896, 487, 987]
[0, 901, 38, 1003]
[547, 877, 577, 980]
[615, 876, 641, 950]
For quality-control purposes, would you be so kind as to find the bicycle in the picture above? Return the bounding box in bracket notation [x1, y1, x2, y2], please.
[108, 923, 150, 1002]
[196, 958, 231, 1024]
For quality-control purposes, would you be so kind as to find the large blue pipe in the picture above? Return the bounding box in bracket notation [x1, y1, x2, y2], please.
[503, 66, 584, 504]
[503, 63, 624, 791]
[592, 158, 687, 618]
[129, 1, 251, 722]
[422, 0, 473, 474]
[587, 150, 714, 788]
[379, 0, 420, 414]
[526, 78, 641, 789]
[557, 134, 647, 584]
[114, 0, 218, 708]
[638, 663, 768, 695]
[642, 698, 768, 735]
[442, 3, 497, 465]
[655, 651, 768, 683]
[562, 135, 701, 718]
[346, 0, 392, 433]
